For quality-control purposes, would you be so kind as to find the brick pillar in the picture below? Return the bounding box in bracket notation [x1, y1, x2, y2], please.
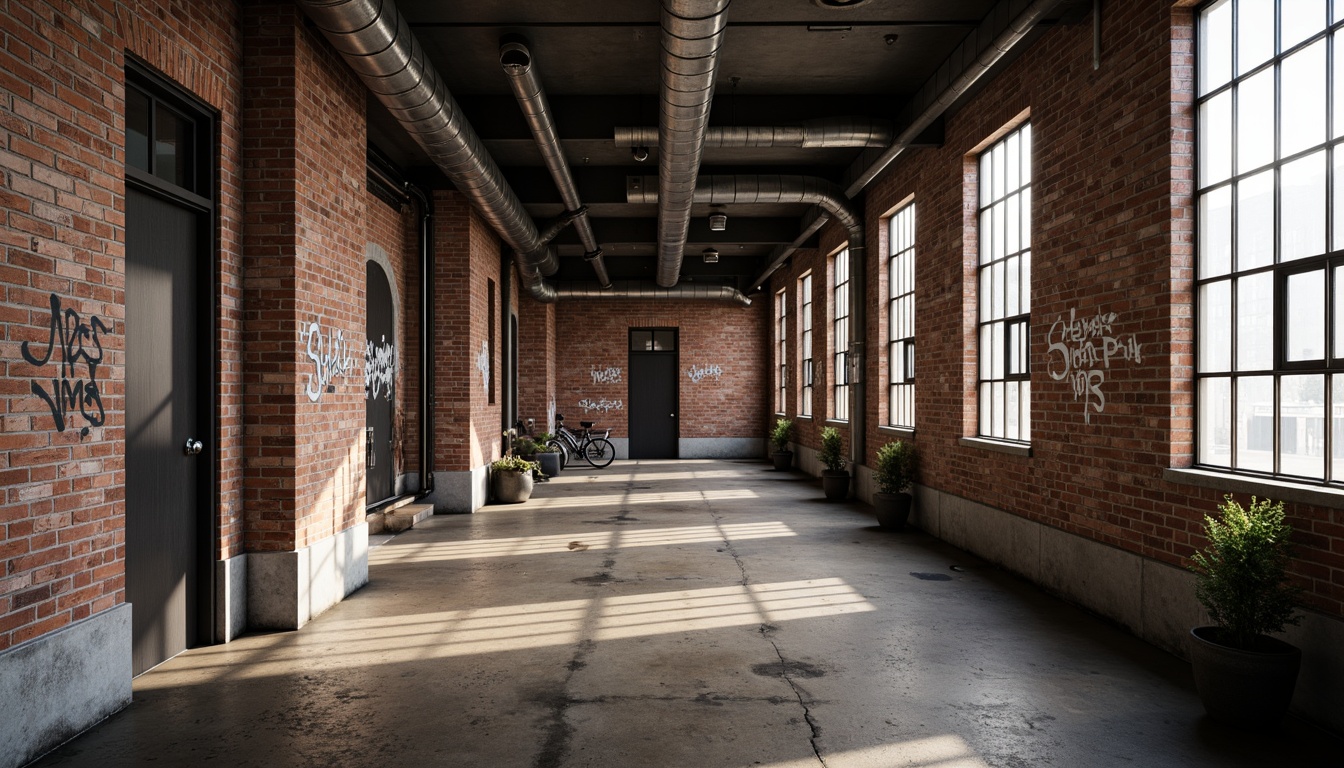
[518, 294, 557, 433]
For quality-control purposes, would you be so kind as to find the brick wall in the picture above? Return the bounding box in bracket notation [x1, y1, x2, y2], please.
[518, 294, 556, 433]
[554, 299, 768, 443]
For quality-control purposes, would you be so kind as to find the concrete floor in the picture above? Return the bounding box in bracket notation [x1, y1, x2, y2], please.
[32, 460, 1343, 767]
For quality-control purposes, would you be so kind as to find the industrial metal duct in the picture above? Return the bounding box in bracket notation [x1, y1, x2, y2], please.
[500, 36, 612, 289]
[628, 174, 862, 244]
[615, 118, 891, 149]
[295, 0, 559, 302]
[656, 0, 731, 288]
[556, 281, 751, 306]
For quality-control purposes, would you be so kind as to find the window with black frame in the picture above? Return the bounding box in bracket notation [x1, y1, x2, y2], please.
[800, 273, 814, 417]
[888, 204, 915, 429]
[833, 248, 850, 421]
[1196, 0, 1342, 481]
[776, 288, 787, 414]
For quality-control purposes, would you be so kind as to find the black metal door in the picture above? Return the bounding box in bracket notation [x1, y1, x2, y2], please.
[366, 262, 395, 505]
[628, 329, 679, 459]
[125, 187, 204, 675]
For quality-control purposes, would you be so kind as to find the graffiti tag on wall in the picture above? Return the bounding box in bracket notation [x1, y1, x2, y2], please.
[685, 363, 723, 383]
[547, 396, 557, 433]
[20, 293, 108, 436]
[579, 398, 623, 414]
[590, 365, 623, 385]
[476, 341, 491, 394]
[365, 336, 396, 401]
[299, 318, 355, 403]
[1046, 307, 1142, 424]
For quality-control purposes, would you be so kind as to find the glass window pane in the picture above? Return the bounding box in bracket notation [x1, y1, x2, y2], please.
[154, 103, 192, 190]
[653, 331, 675, 350]
[991, 203, 1004, 261]
[1335, 30, 1344, 139]
[980, 324, 992, 380]
[1238, 0, 1275, 76]
[1199, 0, 1233, 95]
[1020, 188, 1032, 248]
[127, 87, 151, 173]
[979, 209, 993, 265]
[1019, 381, 1031, 442]
[1235, 375, 1275, 472]
[1237, 272, 1274, 370]
[1236, 68, 1275, 173]
[1286, 269, 1326, 361]
[1200, 280, 1233, 372]
[1020, 124, 1032, 182]
[1006, 381, 1020, 441]
[1200, 90, 1233, 186]
[1199, 185, 1233, 278]
[1333, 375, 1344, 481]
[980, 265, 992, 321]
[631, 331, 652, 351]
[991, 321, 1004, 378]
[1006, 132, 1020, 192]
[1199, 377, 1232, 467]
[1281, 0, 1327, 52]
[1280, 374, 1326, 478]
[1281, 40, 1327, 157]
[1006, 193, 1021, 255]
[993, 380, 1006, 438]
[1280, 150, 1327, 261]
[1333, 149, 1344, 250]
[1020, 253, 1031, 312]
[1236, 170, 1275, 270]
[979, 152, 992, 208]
[991, 260, 1004, 319]
[1336, 266, 1344, 359]
[980, 382, 992, 436]
[1006, 254, 1020, 317]
[992, 143, 1005, 201]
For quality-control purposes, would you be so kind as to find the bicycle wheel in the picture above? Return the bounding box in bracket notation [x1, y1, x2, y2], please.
[547, 439, 570, 470]
[584, 437, 615, 468]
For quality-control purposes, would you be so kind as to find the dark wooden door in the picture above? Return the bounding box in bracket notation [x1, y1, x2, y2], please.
[366, 262, 395, 505]
[628, 329, 679, 459]
[125, 187, 204, 675]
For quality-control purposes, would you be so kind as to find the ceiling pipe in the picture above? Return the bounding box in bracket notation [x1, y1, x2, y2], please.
[749, 211, 830, 292]
[656, 0, 731, 288]
[295, 0, 560, 302]
[500, 35, 612, 289]
[628, 174, 861, 245]
[844, 0, 1065, 198]
[556, 281, 751, 306]
[615, 118, 891, 149]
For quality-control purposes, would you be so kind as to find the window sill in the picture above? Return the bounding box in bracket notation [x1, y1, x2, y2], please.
[824, 419, 850, 428]
[958, 436, 1032, 458]
[1164, 467, 1344, 511]
[878, 425, 915, 439]
[797, 415, 813, 421]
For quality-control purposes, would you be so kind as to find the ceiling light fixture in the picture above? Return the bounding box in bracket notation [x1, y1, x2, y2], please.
[709, 207, 727, 231]
[702, 247, 720, 264]
[632, 145, 649, 162]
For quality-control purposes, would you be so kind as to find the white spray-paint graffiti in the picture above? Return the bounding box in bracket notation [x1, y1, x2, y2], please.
[547, 396, 557, 433]
[590, 365, 623, 385]
[685, 363, 723, 383]
[476, 341, 491, 393]
[579, 398, 624, 414]
[365, 336, 396, 401]
[299, 318, 355, 403]
[1046, 307, 1142, 424]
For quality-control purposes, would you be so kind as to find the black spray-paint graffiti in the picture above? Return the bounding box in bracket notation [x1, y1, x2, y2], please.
[20, 293, 108, 437]
[1046, 307, 1142, 424]
[365, 336, 396, 401]
[299, 318, 355, 403]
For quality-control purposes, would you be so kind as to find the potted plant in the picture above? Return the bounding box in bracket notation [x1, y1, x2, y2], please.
[770, 418, 794, 471]
[818, 426, 848, 500]
[491, 454, 539, 503]
[1186, 495, 1302, 729]
[534, 440, 562, 478]
[872, 440, 916, 530]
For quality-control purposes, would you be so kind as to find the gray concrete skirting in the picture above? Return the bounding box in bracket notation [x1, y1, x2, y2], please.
[677, 437, 764, 459]
[246, 522, 369, 630]
[0, 604, 132, 768]
[905, 485, 1344, 734]
[427, 467, 488, 513]
[214, 553, 248, 643]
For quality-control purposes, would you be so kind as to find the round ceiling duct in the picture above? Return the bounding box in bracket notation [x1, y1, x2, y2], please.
[811, 0, 871, 7]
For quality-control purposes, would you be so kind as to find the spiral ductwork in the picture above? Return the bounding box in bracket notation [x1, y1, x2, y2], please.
[556, 281, 750, 306]
[615, 118, 891, 149]
[656, 0, 731, 288]
[295, 0, 559, 301]
[628, 174, 862, 243]
[500, 36, 612, 289]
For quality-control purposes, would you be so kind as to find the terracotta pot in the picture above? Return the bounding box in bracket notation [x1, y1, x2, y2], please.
[771, 450, 793, 471]
[1188, 626, 1301, 730]
[873, 491, 912, 530]
[492, 469, 534, 503]
[821, 469, 849, 500]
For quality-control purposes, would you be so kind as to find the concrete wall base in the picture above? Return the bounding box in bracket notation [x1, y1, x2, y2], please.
[908, 485, 1344, 734]
[214, 553, 248, 643]
[246, 522, 369, 630]
[678, 437, 762, 459]
[428, 467, 488, 513]
[0, 604, 131, 768]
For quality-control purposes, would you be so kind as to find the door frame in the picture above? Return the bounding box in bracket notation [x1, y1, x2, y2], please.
[628, 327, 680, 459]
[125, 57, 219, 648]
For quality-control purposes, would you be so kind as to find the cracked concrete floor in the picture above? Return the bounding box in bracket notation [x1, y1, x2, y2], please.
[33, 460, 1343, 768]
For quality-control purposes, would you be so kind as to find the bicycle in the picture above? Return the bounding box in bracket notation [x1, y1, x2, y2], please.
[546, 414, 615, 469]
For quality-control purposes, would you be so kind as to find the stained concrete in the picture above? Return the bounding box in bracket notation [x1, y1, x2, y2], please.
[30, 460, 1344, 767]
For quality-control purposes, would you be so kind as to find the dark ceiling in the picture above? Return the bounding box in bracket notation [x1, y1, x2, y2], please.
[364, 0, 1084, 293]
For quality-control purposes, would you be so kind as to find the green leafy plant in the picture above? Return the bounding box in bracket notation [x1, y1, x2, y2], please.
[770, 418, 793, 452]
[512, 435, 543, 457]
[819, 426, 846, 472]
[1188, 495, 1301, 651]
[874, 440, 917, 494]
[491, 455, 539, 473]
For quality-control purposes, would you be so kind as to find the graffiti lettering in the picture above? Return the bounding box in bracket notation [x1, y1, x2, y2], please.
[299, 318, 355, 403]
[476, 341, 491, 393]
[365, 335, 396, 401]
[590, 365, 623, 385]
[685, 363, 723, 383]
[547, 396, 557, 433]
[20, 293, 108, 436]
[578, 398, 623, 414]
[1046, 307, 1142, 424]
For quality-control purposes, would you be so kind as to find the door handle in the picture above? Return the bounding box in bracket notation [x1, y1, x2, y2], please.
[183, 438, 203, 456]
[670, 413, 676, 418]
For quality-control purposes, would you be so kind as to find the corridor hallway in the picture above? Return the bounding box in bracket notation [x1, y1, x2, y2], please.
[34, 461, 1341, 767]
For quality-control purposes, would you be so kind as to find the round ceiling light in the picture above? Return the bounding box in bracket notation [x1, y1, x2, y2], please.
[811, 0, 871, 8]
